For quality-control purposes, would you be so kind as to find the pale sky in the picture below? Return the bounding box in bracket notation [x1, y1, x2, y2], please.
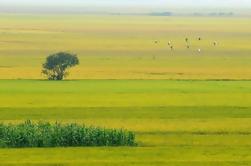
[0, 0, 250, 14]
[0, 0, 251, 8]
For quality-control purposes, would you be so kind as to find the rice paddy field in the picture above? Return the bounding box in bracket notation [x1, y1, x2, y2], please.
[0, 14, 251, 165]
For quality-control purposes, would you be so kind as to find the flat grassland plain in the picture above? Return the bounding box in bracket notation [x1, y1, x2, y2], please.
[0, 14, 251, 165]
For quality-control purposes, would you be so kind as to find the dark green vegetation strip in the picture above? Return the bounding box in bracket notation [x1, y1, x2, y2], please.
[0, 121, 136, 148]
[0, 106, 251, 120]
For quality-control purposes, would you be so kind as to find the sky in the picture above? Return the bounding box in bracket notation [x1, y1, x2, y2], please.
[0, 0, 250, 14]
[1, 0, 251, 8]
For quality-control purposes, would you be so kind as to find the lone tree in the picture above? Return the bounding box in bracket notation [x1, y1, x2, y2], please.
[42, 52, 79, 80]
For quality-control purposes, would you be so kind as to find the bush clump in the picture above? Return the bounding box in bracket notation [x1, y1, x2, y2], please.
[0, 120, 136, 148]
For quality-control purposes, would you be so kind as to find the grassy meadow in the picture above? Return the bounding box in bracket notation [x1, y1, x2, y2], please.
[0, 14, 251, 165]
[0, 14, 251, 79]
[1, 80, 251, 165]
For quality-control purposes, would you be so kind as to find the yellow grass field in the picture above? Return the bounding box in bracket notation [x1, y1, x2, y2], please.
[0, 14, 251, 166]
[0, 14, 251, 80]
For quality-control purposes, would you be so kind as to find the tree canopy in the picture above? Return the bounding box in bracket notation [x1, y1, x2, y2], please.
[42, 52, 79, 80]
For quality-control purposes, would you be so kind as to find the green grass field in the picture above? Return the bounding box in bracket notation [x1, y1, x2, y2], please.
[1, 80, 251, 165]
[0, 14, 251, 165]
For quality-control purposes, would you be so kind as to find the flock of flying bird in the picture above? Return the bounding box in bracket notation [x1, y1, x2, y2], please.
[154, 37, 218, 53]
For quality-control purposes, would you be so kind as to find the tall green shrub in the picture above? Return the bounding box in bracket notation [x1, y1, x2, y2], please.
[0, 121, 136, 148]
